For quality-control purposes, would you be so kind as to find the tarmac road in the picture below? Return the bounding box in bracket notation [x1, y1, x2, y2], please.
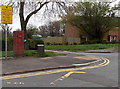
[2, 53, 119, 87]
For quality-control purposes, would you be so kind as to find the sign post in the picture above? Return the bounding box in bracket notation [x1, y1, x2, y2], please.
[5, 24, 7, 58]
[0, 6, 13, 58]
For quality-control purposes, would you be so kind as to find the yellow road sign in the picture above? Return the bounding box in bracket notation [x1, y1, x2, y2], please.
[0, 6, 12, 24]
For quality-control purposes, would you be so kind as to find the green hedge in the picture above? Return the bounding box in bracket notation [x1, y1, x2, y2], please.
[1, 38, 44, 51]
[27, 39, 44, 50]
[80, 40, 120, 44]
[1, 37, 13, 51]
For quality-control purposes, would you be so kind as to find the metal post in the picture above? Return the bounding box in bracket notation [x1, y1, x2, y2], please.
[5, 24, 7, 58]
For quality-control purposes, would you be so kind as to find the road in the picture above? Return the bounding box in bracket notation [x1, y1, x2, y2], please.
[2, 53, 118, 87]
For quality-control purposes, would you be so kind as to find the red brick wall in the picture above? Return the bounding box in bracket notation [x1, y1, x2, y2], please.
[64, 23, 80, 38]
[65, 23, 120, 41]
[104, 32, 109, 40]
[104, 27, 120, 40]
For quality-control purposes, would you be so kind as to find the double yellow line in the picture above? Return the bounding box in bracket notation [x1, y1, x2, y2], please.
[0, 56, 110, 80]
[50, 57, 110, 85]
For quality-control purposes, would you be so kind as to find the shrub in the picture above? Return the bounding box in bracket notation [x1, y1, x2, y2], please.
[90, 40, 101, 44]
[64, 42, 68, 45]
[73, 43, 77, 45]
[118, 40, 120, 43]
[80, 40, 87, 44]
[1, 37, 13, 51]
[110, 40, 118, 44]
[81, 40, 109, 44]
[46, 42, 50, 45]
[101, 40, 109, 44]
[53, 42, 62, 45]
[27, 39, 44, 50]
[1, 38, 44, 51]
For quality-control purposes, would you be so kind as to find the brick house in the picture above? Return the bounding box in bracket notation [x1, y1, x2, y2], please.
[64, 23, 80, 38]
[64, 23, 80, 44]
[64, 23, 120, 43]
[104, 27, 120, 41]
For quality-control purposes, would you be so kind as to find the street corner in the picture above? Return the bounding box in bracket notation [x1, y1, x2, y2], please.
[71, 55, 109, 67]
[0, 55, 110, 81]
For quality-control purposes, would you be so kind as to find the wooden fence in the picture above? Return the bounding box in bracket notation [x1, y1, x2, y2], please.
[41, 37, 80, 45]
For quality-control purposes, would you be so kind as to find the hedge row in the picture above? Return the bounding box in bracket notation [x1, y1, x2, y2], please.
[1, 38, 13, 51]
[1, 38, 44, 51]
[45, 40, 120, 45]
[26, 39, 44, 50]
[80, 40, 120, 44]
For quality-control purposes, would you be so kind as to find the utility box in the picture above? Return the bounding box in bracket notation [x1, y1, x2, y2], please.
[37, 44, 44, 56]
[13, 31, 24, 56]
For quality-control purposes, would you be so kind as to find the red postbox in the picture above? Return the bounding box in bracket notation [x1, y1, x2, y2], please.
[13, 31, 24, 56]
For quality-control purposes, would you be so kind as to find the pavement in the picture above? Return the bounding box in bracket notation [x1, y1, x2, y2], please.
[2, 54, 101, 76]
[84, 48, 120, 53]
[46, 48, 120, 53]
[2, 53, 118, 87]
[2, 48, 119, 76]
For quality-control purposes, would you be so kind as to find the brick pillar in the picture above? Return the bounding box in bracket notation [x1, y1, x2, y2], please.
[13, 31, 24, 56]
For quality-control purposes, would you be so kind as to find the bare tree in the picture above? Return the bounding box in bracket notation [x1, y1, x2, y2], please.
[18, 1, 66, 38]
[38, 25, 48, 37]
[0, 24, 12, 38]
[38, 21, 65, 37]
[1, 0, 67, 38]
[47, 21, 63, 37]
[26, 24, 38, 39]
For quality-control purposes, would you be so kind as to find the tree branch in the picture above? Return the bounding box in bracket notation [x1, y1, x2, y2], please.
[25, 2, 49, 25]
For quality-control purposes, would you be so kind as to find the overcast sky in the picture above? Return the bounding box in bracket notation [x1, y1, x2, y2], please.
[0, 0, 119, 31]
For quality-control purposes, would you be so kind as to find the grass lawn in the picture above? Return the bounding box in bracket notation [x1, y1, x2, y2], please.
[45, 44, 118, 51]
[0, 50, 66, 60]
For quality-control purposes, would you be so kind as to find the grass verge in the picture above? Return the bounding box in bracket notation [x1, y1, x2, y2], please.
[0, 50, 66, 60]
[45, 44, 118, 51]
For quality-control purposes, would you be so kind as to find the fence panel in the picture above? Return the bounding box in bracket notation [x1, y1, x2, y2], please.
[42, 37, 80, 45]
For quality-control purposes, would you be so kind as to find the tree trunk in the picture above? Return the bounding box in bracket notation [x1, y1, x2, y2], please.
[19, 2, 50, 39]
[19, 2, 27, 39]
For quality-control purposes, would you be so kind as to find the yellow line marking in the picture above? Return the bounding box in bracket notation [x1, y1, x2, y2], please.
[0, 56, 110, 80]
[74, 56, 100, 60]
[50, 57, 110, 85]
[50, 71, 86, 85]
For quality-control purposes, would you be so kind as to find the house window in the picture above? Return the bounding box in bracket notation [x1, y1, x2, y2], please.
[108, 35, 117, 41]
